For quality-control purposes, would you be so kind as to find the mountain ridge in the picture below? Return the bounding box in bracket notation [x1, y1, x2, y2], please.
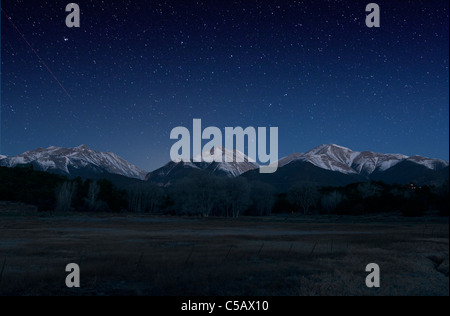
[278, 144, 448, 176]
[0, 145, 147, 180]
[1, 144, 448, 187]
[145, 146, 259, 185]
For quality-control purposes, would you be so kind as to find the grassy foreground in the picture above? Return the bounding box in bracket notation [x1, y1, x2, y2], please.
[0, 202, 448, 296]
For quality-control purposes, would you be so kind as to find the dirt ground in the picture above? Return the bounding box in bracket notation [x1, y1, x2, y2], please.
[0, 202, 448, 296]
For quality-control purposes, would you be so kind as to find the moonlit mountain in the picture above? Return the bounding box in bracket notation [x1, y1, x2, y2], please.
[146, 146, 259, 186]
[0, 145, 147, 180]
[1, 144, 448, 188]
[243, 144, 449, 191]
[278, 144, 449, 175]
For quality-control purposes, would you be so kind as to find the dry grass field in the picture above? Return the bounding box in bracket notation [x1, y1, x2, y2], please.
[0, 202, 448, 296]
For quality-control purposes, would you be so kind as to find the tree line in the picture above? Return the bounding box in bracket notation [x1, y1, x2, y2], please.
[0, 166, 448, 217]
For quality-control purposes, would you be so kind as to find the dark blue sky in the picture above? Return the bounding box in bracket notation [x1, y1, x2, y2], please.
[1, 0, 449, 171]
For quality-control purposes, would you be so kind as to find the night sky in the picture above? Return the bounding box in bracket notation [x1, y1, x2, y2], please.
[1, 0, 449, 171]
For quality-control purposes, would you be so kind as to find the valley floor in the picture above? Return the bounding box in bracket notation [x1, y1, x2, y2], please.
[0, 202, 448, 296]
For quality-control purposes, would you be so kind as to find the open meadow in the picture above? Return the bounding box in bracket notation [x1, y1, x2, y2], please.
[0, 202, 448, 296]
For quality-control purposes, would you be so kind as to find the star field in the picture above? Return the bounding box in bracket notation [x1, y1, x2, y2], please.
[1, 0, 449, 171]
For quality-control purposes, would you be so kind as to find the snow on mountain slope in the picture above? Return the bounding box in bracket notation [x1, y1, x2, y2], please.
[196, 146, 259, 177]
[351, 151, 408, 175]
[406, 156, 449, 170]
[146, 146, 259, 182]
[3, 144, 447, 183]
[304, 144, 359, 174]
[195, 145, 256, 163]
[0, 145, 147, 180]
[278, 153, 305, 168]
[279, 145, 358, 174]
[154, 161, 200, 178]
[277, 144, 448, 175]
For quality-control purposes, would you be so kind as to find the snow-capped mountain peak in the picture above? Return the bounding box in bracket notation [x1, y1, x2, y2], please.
[3, 144, 448, 185]
[0, 145, 147, 180]
[207, 146, 259, 177]
[278, 144, 448, 175]
[306, 144, 354, 156]
[278, 144, 360, 174]
[189, 146, 259, 177]
[406, 155, 449, 170]
[146, 146, 259, 184]
[303, 144, 360, 174]
[194, 146, 256, 163]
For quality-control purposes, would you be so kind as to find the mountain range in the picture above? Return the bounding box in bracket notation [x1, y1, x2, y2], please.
[244, 144, 449, 191]
[146, 146, 258, 186]
[278, 144, 448, 176]
[1, 144, 448, 189]
[0, 145, 147, 183]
